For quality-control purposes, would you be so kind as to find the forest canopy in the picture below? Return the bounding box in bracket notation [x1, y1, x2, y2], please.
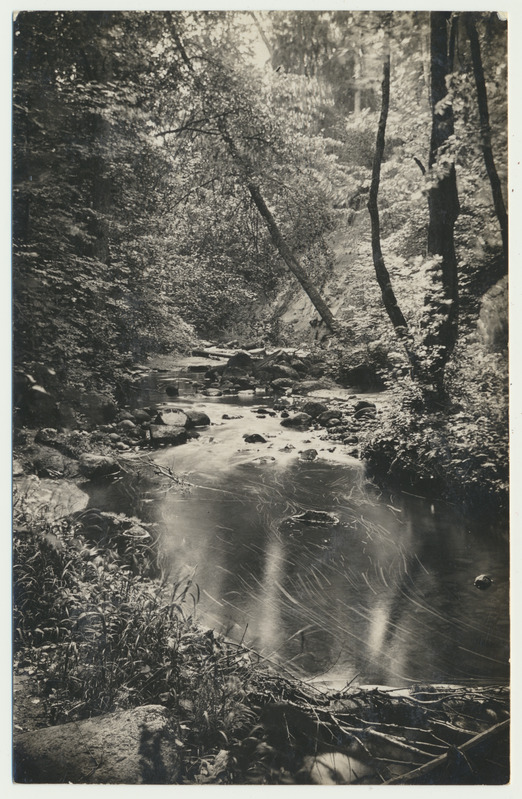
[13, 10, 508, 501]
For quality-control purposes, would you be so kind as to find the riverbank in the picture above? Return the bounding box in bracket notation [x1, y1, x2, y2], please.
[13, 503, 510, 784]
[12, 345, 510, 784]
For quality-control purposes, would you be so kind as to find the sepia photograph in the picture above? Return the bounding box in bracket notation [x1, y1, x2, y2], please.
[12, 5, 511, 785]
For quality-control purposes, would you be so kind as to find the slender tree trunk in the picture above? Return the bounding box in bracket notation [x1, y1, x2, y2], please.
[171, 26, 339, 333]
[422, 11, 461, 391]
[367, 53, 416, 368]
[244, 182, 338, 331]
[353, 53, 362, 115]
[218, 124, 338, 333]
[464, 12, 508, 265]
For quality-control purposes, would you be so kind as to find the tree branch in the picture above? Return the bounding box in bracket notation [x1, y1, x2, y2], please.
[383, 719, 509, 784]
[413, 156, 426, 175]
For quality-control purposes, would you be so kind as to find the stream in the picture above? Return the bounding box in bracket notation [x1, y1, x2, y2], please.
[87, 365, 509, 689]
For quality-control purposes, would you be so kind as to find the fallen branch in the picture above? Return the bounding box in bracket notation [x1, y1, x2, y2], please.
[383, 718, 509, 784]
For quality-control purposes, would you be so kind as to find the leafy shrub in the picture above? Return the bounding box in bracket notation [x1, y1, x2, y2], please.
[359, 336, 508, 520]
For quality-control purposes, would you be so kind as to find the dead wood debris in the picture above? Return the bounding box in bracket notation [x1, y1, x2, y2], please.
[238, 678, 510, 785]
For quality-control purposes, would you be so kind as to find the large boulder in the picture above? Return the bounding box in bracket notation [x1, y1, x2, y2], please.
[317, 410, 343, 426]
[231, 376, 257, 391]
[149, 424, 188, 447]
[266, 363, 300, 381]
[301, 401, 328, 419]
[133, 409, 152, 424]
[353, 400, 377, 418]
[280, 412, 312, 428]
[13, 705, 179, 784]
[153, 408, 189, 428]
[253, 352, 300, 383]
[32, 450, 79, 479]
[118, 419, 137, 432]
[184, 409, 211, 428]
[293, 380, 330, 395]
[224, 350, 254, 373]
[243, 433, 267, 444]
[79, 454, 120, 479]
[302, 751, 374, 785]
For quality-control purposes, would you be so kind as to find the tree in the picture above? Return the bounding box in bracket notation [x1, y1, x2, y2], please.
[464, 12, 508, 267]
[366, 12, 462, 394]
[12, 11, 194, 388]
[420, 11, 461, 390]
[367, 52, 417, 368]
[168, 19, 339, 333]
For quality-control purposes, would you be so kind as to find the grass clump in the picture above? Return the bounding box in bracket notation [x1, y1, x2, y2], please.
[358, 341, 508, 522]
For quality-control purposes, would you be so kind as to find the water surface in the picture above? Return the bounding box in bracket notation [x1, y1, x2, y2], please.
[94, 370, 510, 687]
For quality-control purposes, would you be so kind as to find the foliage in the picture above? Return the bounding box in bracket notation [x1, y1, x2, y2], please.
[12, 10, 508, 512]
[12, 505, 259, 771]
[359, 330, 508, 519]
[13, 11, 196, 391]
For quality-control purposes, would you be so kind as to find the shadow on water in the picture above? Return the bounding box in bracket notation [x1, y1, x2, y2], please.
[84, 385, 509, 688]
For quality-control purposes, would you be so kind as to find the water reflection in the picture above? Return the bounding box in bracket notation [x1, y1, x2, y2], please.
[151, 413, 508, 686]
[87, 387, 509, 687]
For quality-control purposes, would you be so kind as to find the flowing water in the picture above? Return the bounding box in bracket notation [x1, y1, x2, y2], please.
[89, 367, 510, 688]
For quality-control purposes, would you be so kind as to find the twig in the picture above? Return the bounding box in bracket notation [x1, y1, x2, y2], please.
[383, 718, 509, 784]
[327, 711, 435, 760]
[430, 719, 478, 738]
[362, 727, 436, 760]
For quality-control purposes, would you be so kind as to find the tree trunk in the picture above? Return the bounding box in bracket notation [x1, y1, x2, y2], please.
[245, 182, 338, 332]
[171, 26, 339, 334]
[367, 53, 416, 368]
[464, 12, 508, 266]
[421, 11, 461, 390]
[217, 122, 338, 333]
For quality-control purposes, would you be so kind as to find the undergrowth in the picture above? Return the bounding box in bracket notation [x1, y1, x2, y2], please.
[358, 340, 508, 522]
[12, 502, 320, 783]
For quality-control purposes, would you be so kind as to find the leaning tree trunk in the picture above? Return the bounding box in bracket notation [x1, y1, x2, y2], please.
[367, 53, 417, 370]
[421, 11, 461, 392]
[171, 26, 338, 334]
[464, 12, 508, 267]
